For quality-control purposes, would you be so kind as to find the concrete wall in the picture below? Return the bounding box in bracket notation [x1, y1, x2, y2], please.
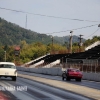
[17, 67, 100, 81]
[82, 72, 100, 81]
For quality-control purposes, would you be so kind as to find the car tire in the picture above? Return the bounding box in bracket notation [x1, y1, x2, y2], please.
[76, 78, 81, 82]
[78, 78, 81, 82]
[66, 77, 70, 81]
[62, 73, 66, 81]
[62, 77, 64, 80]
[12, 76, 16, 81]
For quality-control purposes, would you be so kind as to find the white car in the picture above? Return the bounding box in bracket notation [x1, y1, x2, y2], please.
[0, 62, 17, 81]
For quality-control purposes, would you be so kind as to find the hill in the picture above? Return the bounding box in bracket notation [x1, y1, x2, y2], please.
[0, 17, 85, 45]
[54, 35, 85, 44]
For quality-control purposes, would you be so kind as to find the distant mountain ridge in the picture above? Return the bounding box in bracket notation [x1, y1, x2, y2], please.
[54, 35, 85, 44]
[0, 17, 85, 45]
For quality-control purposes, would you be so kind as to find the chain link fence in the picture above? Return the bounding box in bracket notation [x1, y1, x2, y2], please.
[62, 58, 100, 73]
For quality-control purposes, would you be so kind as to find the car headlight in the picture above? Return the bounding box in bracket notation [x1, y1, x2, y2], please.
[14, 70, 17, 74]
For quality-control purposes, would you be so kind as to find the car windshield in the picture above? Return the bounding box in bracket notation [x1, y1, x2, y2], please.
[0, 64, 16, 69]
[68, 69, 80, 72]
[75, 70, 80, 72]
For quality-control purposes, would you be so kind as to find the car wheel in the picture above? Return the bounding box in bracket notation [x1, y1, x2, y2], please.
[76, 78, 81, 82]
[66, 77, 70, 81]
[78, 78, 81, 82]
[62, 73, 66, 80]
[12, 76, 16, 81]
[62, 77, 64, 80]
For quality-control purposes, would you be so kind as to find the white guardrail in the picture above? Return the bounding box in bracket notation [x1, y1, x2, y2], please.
[17, 67, 100, 81]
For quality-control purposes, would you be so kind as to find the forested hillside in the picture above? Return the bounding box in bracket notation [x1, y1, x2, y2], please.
[1, 17, 100, 64]
[0, 17, 84, 45]
[0, 17, 59, 45]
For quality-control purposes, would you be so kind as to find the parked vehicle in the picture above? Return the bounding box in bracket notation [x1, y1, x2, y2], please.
[62, 68, 83, 82]
[0, 62, 17, 81]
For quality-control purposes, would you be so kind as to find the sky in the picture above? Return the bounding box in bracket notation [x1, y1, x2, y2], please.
[0, 0, 100, 39]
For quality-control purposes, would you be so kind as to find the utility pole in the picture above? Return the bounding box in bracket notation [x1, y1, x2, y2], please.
[4, 51, 6, 62]
[69, 31, 73, 53]
[78, 34, 83, 52]
[51, 36, 53, 52]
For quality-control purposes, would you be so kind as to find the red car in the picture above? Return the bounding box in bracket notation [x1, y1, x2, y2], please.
[62, 68, 83, 82]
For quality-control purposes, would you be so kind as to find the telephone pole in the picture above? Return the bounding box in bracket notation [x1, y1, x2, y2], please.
[4, 51, 6, 62]
[78, 34, 83, 52]
[69, 31, 73, 53]
[51, 36, 53, 51]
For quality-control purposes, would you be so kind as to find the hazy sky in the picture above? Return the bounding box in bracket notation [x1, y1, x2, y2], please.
[0, 0, 100, 39]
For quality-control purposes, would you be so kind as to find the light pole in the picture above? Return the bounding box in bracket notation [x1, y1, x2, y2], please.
[4, 51, 6, 62]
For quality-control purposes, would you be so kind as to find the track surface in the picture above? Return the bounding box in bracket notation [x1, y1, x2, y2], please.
[0, 71, 100, 100]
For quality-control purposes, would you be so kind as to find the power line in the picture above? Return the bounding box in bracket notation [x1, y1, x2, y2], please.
[85, 28, 100, 39]
[0, 7, 99, 38]
[45, 24, 99, 34]
[0, 7, 100, 22]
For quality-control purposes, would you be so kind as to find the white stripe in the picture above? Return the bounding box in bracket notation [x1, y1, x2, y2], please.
[18, 80, 66, 100]
[0, 81, 35, 100]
